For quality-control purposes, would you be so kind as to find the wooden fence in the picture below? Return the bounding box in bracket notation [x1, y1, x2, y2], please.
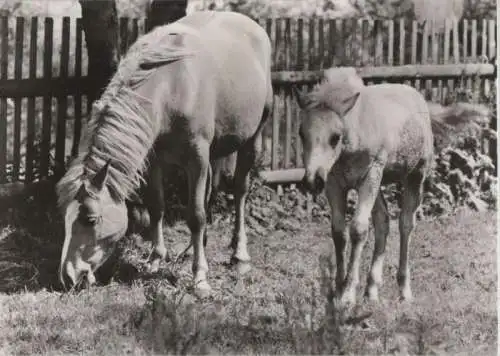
[0, 16, 496, 185]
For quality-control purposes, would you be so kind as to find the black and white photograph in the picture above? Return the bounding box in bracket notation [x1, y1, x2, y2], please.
[0, 0, 497, 354]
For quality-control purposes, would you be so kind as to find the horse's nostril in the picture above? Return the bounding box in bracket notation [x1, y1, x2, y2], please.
[314, 174, 325, 192]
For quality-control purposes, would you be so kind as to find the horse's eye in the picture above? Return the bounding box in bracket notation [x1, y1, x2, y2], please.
[329, 134, 340, 147]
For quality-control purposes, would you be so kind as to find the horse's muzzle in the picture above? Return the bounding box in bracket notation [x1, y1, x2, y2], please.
[302, 168, 326, 195]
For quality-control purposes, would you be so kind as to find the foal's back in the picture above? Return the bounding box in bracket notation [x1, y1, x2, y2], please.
[346, 83, 434, 176]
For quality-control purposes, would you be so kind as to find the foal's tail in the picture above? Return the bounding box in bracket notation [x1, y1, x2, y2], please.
[429, 101, 492, 150]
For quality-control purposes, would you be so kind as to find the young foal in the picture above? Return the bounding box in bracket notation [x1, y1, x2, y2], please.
[293, 68, 434, 305]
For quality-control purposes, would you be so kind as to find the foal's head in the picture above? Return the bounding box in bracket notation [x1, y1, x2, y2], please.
[59, 161, 128, 288]
[293, 68, 363, 194]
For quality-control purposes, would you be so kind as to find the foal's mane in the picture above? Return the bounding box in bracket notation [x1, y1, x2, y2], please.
[56, 24, 198, 208]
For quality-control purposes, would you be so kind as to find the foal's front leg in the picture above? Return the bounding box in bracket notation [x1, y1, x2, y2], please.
[325, 174, 348, 297]
[186, 142, 211, 298]
[340, 163, 384, 306]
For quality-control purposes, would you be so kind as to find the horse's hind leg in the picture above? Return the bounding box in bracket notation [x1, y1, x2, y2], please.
[365, 192, 390, 302]
[144, 162, 168, 273]
[398, 171, 425, 301]
[186, 141, 211, 298]
[229, 140, 256, 274]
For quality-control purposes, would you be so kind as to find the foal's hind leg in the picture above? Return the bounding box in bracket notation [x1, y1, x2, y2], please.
[145, 163, 168, 273]
[398, 171, 425, 301]
[365, 192, 390, 302]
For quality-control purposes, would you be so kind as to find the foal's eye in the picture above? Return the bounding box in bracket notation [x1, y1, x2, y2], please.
[329, 134, 340, 147]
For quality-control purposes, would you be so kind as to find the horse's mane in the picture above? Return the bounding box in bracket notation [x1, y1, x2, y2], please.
[306, 68, 365, 110]
[56, 24, 198, 208]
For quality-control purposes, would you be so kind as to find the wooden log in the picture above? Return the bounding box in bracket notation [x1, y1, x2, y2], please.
[271, 63, 496, 84]
[259, 168, 305, 185]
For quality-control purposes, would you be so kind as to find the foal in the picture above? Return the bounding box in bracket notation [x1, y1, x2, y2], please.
[294, 68, 434, 305]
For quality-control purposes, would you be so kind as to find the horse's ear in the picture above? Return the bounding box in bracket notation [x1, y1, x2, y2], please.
[90, 160, 111, 192]
[292, 86, 314, 109]
[339, 92, 361, 117]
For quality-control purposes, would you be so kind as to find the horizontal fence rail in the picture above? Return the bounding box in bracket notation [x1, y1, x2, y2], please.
[0, 16, 496, 185]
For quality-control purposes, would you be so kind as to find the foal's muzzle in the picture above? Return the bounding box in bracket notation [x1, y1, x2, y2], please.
[302, 168, 327, 195]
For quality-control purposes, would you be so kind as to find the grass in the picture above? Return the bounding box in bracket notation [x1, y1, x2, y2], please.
[0, 198, 497, 355]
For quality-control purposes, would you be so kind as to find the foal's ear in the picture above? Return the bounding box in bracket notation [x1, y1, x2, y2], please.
[90, 160, 111, 192]
[292, 86, 315, 109]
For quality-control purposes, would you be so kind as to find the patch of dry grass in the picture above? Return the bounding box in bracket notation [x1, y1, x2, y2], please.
[0, 202, 496, 355]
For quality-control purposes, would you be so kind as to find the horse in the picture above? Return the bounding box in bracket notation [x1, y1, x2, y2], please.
[293, 67, 482, 306]
[56, 11, 273, 298]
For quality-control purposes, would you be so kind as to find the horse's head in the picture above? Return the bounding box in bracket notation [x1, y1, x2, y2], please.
[59, 161, 128, 288]
[293, 72, 362, 194]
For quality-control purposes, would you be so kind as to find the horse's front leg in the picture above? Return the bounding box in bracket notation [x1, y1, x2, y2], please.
[186, 142, 211, 298]
[145, 162, 168, 273]
[340, 162, 385, 306]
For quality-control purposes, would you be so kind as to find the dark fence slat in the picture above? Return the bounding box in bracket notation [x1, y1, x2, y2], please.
[55, 17, 70, 178]
[13, 17, 24, 180]
[327, 19, 336, 67]
[40, 17, 53, 178]
[120, 17, 129, 56]
[0, 17, 8, 183]
[72, 18, 83, 157]
[26, 17, 38, 182]
[318, 18, 324, 69]
[296, 18, 304, 71]
[307, 19, 315, 70]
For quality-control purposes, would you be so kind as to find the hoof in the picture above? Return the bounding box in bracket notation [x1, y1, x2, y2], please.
[399, 290, 413, 303]
[147, 259, 161, 274]
[365, 285, 379, 302]
[337, 289, 357, 308]
[194, 280, 212, 299]
[235, 261, 252, 276]
[230, 257, 252, 275]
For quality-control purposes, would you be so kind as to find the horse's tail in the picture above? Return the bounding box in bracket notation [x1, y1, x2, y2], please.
[428, 101, 492, 150]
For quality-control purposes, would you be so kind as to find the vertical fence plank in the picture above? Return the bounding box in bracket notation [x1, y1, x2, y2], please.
[387, 20, 394, 65]
[120, 17, 129, 56]
[398, 18, 405, 65]
[274, 18, 282, 70]
[55, 17, 70, 178]
[26, 17, 38, 182]
[375, 19, 383, 65]
[462, 19, 468, 61]
[0, 17, 7, 182]
[318, 18, 324, 69]
[308, 18, 315, 70]
[410, 20, 420, 90]
[444, 20, 453, 101]
[488, 19, 495, 60]
[271, 89, 280, 170]
[296, 18, 304, 70]
[40, 18, 53, 178]
[480, 19, 487, 100]
[72, 18, 83, 157]
[12, 17, 24, 180]
[327, 19, 336, 67]
[362, 19, 369, 66]
[284, 18, 292, 169]
[452, 20, 459, 62]
[340, 19, 346, 65]
[131, 18, 139, 45]
[471, 19, 477, 60]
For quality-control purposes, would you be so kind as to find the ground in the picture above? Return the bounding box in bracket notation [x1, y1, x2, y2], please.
[0, 201, 497, 355]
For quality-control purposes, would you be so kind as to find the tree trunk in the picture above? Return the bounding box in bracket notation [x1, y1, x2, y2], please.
[79, 0, 119, 105]
[146, 0, 188, 32]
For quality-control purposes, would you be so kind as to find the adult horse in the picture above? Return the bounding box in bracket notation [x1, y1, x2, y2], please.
[57, 11, 273, 298]
[293, 67, 482, 306]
